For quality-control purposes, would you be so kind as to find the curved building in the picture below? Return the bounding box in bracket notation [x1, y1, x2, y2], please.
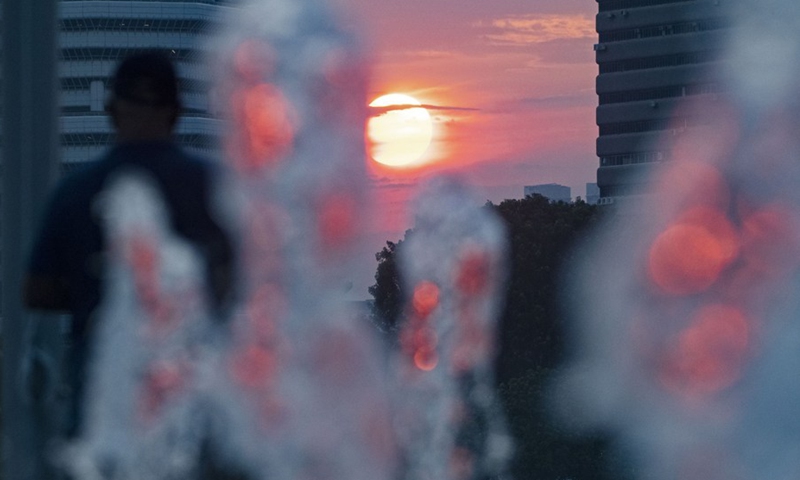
[594, 0, 728, 203]
[58, 0, 232, 168]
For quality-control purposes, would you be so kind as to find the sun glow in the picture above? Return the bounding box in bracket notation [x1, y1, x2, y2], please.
[367, 93, 433, 168]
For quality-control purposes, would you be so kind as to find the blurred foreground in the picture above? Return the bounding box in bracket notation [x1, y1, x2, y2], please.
[16, 1, 800, 480]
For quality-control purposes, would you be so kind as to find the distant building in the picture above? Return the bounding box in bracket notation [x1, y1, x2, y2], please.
[586, 182, 600, 205]
[524, 183, 571, 203]
[594, 0, 729, 203]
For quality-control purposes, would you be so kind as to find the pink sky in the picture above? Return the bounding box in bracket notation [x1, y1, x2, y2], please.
[341, 0, 597, 222]
[333, 0, 599, 295]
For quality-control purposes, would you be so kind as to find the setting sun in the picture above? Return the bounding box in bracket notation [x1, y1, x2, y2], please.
[367, 93, 433, 168]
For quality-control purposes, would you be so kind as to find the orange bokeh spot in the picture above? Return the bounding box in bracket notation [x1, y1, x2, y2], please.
[649, 207, 738, 296]
[127, 236, 175, 327]
[455, 249, 491, 295]
[232, 83, 295, 171]
[412, 281, 440, 318]
[680, 207, 739, 259]
[413, 346, 438, 371]
[661, 304, 751, 397]
[401, 323, 437, 360]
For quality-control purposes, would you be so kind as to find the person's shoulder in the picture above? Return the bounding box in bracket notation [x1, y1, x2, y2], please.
[172, 148, 224, 176]
[178, 150, 214, 167]
[38, 155, 114, 220]
[53, 156, 114, 195]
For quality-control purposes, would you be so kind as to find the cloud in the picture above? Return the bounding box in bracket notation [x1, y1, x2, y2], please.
[369, 176, 419, 189]
[369, 104, 479, 115]
[403, 50, 458, 59]
[527, 37, 596, 65]
[529, 93, 593, 108]
[381, 50, 462, 61]
[479, 14, 595, 46]
[492, 90, 596, 112]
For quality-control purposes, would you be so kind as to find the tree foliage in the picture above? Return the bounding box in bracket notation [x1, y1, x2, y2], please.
[368, 233, 408, 338]
[369, 195, 632, 480]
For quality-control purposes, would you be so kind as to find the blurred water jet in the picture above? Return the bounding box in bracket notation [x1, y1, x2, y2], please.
[560, 1, 800, 479]
[65, 1, 396, 479]
[393, 177, 513, 480]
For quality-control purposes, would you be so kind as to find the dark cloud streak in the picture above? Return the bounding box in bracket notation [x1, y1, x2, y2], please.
[488, 91, 595, 113]
[369, 104, 479, 115]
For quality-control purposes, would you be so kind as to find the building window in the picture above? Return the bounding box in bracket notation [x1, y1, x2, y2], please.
[61, 18, 214, 34]
[61, 106, 93, 115]
[598, 50, 719, 73]
[61, 77, 209, 95]
[599, 18, 728, 43]
[600, 151, 665, 166]
[598, 0, 693, 12]
[61, 77, 107, 91]
[60, 0, 232, 3]
[60, 132, 217, 148]
[59, 77, 209, 93]
[599, 82, 720, 104]
[60, 47, 198, 63]
[599, 115, 707, 136]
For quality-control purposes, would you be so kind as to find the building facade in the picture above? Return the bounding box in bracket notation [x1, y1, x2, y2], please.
[586, 182, 600, 205]
[58, 0, 231, 169]
[524, 183, 572, 203]
[594, 0, 728, 203]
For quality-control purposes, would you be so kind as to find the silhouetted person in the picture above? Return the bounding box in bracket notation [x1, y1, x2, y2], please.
[23, 51, 234, 440]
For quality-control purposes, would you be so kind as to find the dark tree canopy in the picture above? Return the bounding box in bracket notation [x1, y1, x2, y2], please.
[369, 195, 633, 480]
[368, 233, 408, 339]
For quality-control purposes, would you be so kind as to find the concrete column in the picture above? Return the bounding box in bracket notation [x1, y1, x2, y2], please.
[2, 0, 64, 479]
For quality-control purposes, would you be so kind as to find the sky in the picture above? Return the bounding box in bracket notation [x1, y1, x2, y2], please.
[338, 0, 598, 237]
[330, 0, 600, 295]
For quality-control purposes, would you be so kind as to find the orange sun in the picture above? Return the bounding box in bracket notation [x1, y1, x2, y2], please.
[367, 93, 433, 167]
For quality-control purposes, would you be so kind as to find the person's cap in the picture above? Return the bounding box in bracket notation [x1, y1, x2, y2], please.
[111, 51, 180, 108]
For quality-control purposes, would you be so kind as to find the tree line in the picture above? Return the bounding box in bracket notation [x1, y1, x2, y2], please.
[369, 194, 634, 480]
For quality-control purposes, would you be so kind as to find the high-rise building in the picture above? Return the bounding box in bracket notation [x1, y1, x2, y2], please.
[586, 182, 600, 205]
[58, 0, 231, 169]
[524, 183, 572, 203]
[594, 0, 728, 203]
